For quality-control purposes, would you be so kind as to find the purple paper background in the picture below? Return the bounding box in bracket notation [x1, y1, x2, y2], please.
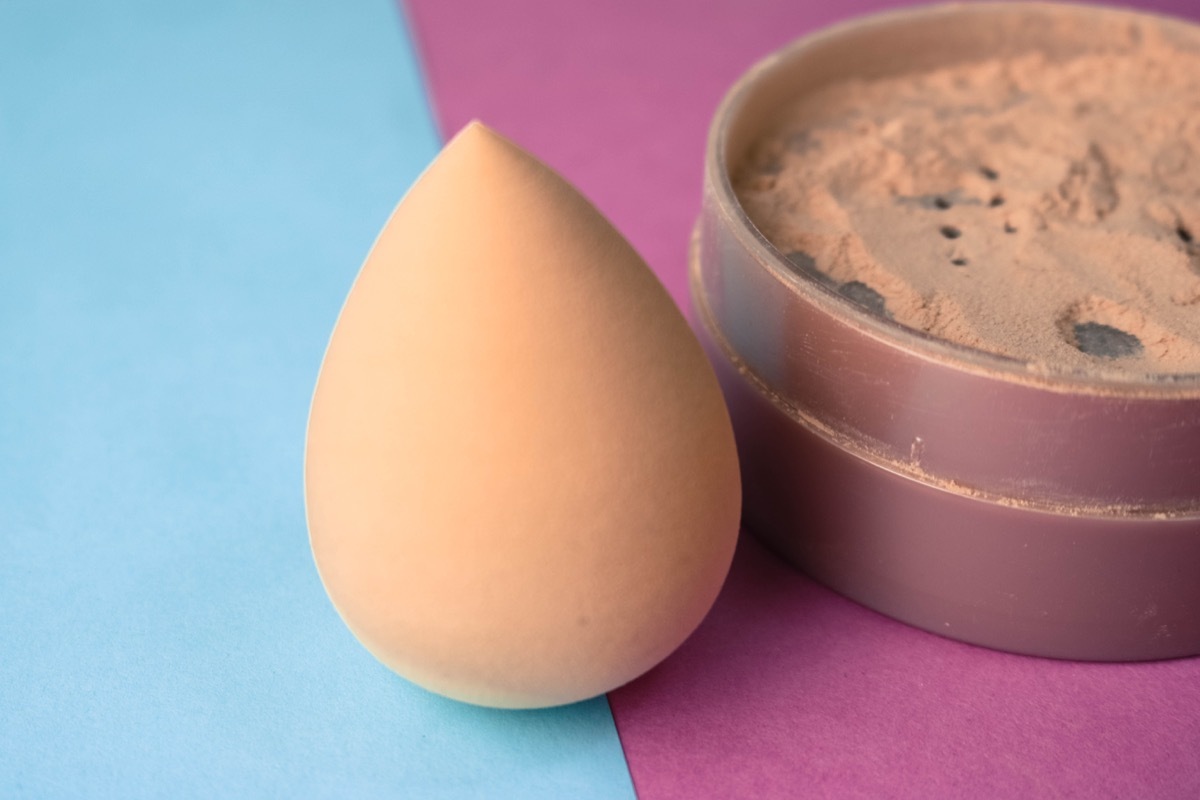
[404, 1, 1200, 796]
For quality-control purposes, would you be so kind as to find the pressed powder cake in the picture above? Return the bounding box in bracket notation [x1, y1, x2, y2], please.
[734, 26, 1200, 376]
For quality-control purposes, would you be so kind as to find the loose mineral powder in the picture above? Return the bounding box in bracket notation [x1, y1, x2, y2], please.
[734, 25, 1200, 376]
[695, 3, 1200, 660]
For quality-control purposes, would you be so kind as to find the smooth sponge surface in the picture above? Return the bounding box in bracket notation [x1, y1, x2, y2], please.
[304, 122, 741, 709]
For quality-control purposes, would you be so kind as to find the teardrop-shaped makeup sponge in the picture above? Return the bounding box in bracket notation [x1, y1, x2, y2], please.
[305, 121, 740, 709]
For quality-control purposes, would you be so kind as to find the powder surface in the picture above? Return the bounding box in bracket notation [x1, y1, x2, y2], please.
[734, 28, 1200, 376]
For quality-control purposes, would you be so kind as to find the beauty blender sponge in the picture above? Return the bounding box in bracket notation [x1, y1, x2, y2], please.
[304, 121, 741, 709]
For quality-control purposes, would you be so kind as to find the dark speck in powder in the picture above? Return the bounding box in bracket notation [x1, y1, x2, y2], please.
[785, 250, 837, 287]
[1073, 321, 1144, 359]
[908, 193, 963, 210]
[838, 281, 891, 318]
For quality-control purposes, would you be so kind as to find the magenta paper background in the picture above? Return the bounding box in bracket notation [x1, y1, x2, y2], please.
[404, 1, 1200, 796]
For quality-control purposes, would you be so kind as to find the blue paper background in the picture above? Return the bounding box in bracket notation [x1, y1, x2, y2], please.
[0, 1, 636, 796]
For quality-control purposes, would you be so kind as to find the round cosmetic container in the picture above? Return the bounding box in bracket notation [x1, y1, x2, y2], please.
[691, 2, 1200, 660]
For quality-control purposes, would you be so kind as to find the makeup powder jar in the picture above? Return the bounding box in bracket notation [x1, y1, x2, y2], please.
[691, 2, 1200, 660]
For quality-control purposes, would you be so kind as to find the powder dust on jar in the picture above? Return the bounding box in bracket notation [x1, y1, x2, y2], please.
[734, 25, 1200, 376]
